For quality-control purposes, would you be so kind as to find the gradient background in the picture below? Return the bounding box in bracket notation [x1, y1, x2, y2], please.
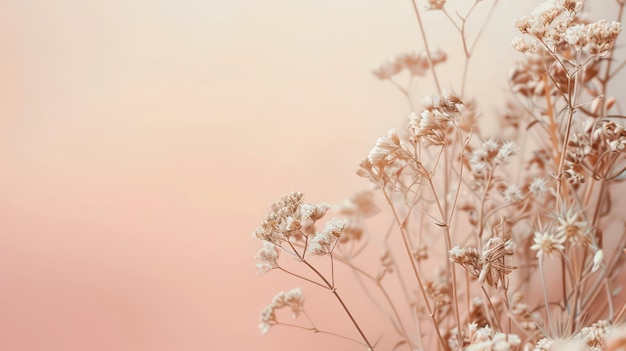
[0, 1, 619, 350]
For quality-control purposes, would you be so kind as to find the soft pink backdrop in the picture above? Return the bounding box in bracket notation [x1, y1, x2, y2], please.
[0, 1, 618, 350]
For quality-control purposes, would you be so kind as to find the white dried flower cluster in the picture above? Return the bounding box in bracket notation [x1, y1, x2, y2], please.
[373, 49, 447, 79]
[259, 288, 305, 335]
[577, 320, 611, 350]
[465, 323, 521, 351]
[368, 129, 402, 166]
[253, 192, 331, 245]
[255, 241, 281, 275]
[469, 138, 517, 175]
[513, 0, 622, 58]
[308, 218, 348, 256]
[565, 20, 622, 56]
[511, 36, 537, 53]
[513, 0, 580, 50]
[409, 90, 463, 146]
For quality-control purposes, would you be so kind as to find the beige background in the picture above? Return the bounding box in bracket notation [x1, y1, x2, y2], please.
[0, 1, 619, 350]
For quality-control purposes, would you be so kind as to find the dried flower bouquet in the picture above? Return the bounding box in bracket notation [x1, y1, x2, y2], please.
[252, 1, 626, 350]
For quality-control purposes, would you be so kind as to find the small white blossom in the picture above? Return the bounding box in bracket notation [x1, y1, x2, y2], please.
[322, 218, 348, 238]
[368, 129, 401, 165]
[502, 185, 523, 202]
[495, 141, 517, 165]
[529, 177, 549, 199]
[565, 20, 622, 56]
[512, 36, 537, 53]
[531, 229, 565, 259]
[255, 241, 281, 275]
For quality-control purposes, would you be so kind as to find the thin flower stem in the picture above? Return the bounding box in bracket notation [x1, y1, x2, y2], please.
[300, 259, 375, 350]
[381, 188, 447, 349]
[538, 259, 554, 337]
[410, 0, 442, 95]
[279, 322, 369, 348]
[481, 285, 503, 331]
[278, 267, 328, 289]
[425, 175, 462, 348]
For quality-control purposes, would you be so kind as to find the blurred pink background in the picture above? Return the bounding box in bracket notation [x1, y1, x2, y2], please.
[0, 1, 618, 350]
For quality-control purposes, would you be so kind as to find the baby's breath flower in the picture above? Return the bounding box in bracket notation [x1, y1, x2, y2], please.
[565, 20, 622, 56]
[368, 129, 401, 165]
[259, 288, 306, 335]
[322, 218, 348, 238]
[253, 192, 306, 244]
[409, 109, 450, 146]
[515, 0, 579, 44]
[272, 287, 305, 318]
[531, 229, 565, 259]
[308, 218, 346, 256]
[259, 304, 276, 335]
[299, 202, 330, 222]
[512, 36, 537, 53]
[255, 241, 281, 275]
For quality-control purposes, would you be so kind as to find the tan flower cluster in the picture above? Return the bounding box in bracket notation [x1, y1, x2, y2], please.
[259, 288, 305, 335]
[468, 138, 517, 176]
[565, 20, 622, 56]
[449, 237, 515, 288]
[464, 323, 521, 351]
[409, 90, 463, 146]
[253, 192, 333, 245]
[513, 0, 580, 49]
[425, 0, 445, 11]
[373, 49, 447, 80]
[335, 190, 379, 243]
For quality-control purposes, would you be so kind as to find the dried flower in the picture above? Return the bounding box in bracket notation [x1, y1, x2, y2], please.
[502, 185, 523, 202]
[255, 241, 281, 275]
[531, 229, 565, 259]
[554, 207, 590, 245]
[425, 0, 445, 11]
[259, 288, 305, 335]
[529, 177, 550, 199]
[368, 129, 401, 165]
[565, 20, 622, 56]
